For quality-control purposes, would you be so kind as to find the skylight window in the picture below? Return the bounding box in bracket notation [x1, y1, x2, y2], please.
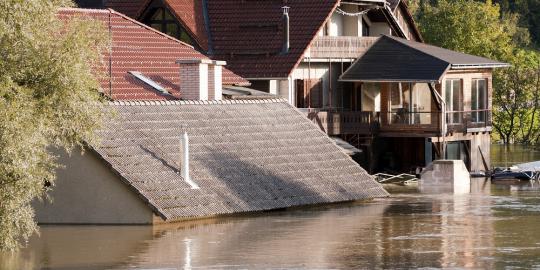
[128, 71, 169, 94]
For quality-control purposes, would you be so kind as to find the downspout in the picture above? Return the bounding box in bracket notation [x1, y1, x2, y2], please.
[430, 83, 446, 159]
[202, 0, 214, 54]
[108, 9, 113, 99]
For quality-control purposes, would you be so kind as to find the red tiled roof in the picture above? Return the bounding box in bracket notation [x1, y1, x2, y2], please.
[106, 0, 339, 79]
[59, 8, 248, 101]
[140, 0, 208, 51]
[207, 0, 340, 78]
[106, 0, 209, 52]
[105, 0, 146, 18]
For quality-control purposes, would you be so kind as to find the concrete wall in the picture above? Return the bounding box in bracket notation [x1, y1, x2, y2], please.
[33, 148, 154, 224]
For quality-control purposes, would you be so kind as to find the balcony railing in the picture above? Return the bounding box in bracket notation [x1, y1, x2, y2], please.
[301, 108, 492, 136]
[302, 108, 377, 135]
[447, 109, 492, 132]
[308, 36, 379, 59]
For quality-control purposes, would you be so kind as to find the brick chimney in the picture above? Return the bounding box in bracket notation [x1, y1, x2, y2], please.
[176, 59, 226, 100]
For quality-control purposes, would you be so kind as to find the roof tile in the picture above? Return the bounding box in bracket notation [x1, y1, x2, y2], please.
[59, 8, 249, 101]
[94, 100, 388, 220]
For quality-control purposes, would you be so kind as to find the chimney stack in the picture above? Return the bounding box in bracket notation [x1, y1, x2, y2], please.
[281, 6, 290, 54]
[176, 59, 226, 100]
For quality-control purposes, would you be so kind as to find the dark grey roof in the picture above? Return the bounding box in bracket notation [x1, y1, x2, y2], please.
[222, 86, 275, 100]
[93, 99, 388, 221]
[340, 35, 509, 82]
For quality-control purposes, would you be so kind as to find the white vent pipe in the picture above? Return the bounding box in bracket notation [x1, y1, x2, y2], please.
[181, 132, 200, 189]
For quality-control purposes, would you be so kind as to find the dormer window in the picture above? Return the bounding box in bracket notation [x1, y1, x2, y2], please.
[143, 7, 194, 45]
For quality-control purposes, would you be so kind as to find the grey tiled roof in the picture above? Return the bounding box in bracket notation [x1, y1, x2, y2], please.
[93, 99, 388, 220]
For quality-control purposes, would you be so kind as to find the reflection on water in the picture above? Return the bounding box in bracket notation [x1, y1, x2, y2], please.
[3, 145, 540, 269]
[4, 181, 540, 269]
[492, 143, 540, 168]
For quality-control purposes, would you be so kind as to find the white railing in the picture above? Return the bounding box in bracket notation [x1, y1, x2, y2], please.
[309, 36, 379, 58]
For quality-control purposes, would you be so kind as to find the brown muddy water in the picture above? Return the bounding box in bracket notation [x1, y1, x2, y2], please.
[3, 145, 540, 269]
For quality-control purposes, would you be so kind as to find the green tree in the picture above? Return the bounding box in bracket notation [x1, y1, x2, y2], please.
[417, 0, 516, 61]
[0, 0, 106, 250]
[492, 50, 540, 144]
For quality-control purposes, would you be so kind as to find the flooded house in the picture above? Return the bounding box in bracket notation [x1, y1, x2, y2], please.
[92, 0, 509, 174]
[33, 8, 388, 224]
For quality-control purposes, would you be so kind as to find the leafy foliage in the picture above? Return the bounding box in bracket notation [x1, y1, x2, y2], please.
[0, 0, 107, 250]
[416, 0, 516, 61]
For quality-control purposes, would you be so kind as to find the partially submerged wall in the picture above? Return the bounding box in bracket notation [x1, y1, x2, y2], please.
[33, 148, 154, 224]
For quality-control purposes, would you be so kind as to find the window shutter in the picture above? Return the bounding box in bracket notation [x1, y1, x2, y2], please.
[308, 79, 323, 108]
[295, 79, 305, 108]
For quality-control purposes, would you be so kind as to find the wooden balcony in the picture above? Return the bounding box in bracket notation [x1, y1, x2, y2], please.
[308, 36, 379, 59]
[302, 109, 377, 136]
[302, 109, 492, 137]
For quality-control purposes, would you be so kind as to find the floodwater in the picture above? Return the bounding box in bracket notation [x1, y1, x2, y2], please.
[3, 145, 540, 269]
[492, 143, 540, 168]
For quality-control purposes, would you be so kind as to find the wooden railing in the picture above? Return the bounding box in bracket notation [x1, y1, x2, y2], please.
[308, 36, 379, 59]
[302, 109, 377, 135]
[447, 109, 492, 133]
[380, 112, 441, 134]
[301, 108, 492, 136]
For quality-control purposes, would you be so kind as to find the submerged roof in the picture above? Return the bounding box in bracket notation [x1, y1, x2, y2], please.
[340, 35, 510, 83]
[59, 8, 248, 101]
[93, 100, 388, 220]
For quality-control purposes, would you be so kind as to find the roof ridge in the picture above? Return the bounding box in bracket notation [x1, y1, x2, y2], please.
[59, 7, 111, 13]
[108, 98, 287, 106]
[107, 8, 197, 50]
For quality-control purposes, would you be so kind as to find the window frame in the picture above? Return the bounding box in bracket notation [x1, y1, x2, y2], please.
[444, 78, 463, 125]
[471, 78, 488, 123]
[143, 7, 194, 45]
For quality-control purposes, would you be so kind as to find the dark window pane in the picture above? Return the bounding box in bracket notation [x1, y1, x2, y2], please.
[150, 23, 162, 32]
[165, 23, 178, 38]
[179, 30, 193, 44]
[164, 9, 175, 20]
[150, 8, 163, 20]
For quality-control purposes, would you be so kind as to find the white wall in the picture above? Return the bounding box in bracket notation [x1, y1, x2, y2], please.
[342, 5, 359, 36]
[328, 12, 343, 36]
[33, 148, 155, 224]
[370, 22, 392, 36]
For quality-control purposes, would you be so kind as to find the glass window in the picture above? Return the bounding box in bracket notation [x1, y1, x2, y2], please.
[445, 79, 462, 124]
[362, 18, 369, 37]
[472, 79, 487, 122]
[144, 8, 194, 45]
[389, 83, 431, 125]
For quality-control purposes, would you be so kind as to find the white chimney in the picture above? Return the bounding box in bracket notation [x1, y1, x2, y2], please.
[181, 132, 199, 189]
[208, 60, 226, 101]
[176, 59, 226, 101]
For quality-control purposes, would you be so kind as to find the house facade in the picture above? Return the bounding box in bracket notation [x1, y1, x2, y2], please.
[34, 8, 388, 224]
[90, 0, 509, 173]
